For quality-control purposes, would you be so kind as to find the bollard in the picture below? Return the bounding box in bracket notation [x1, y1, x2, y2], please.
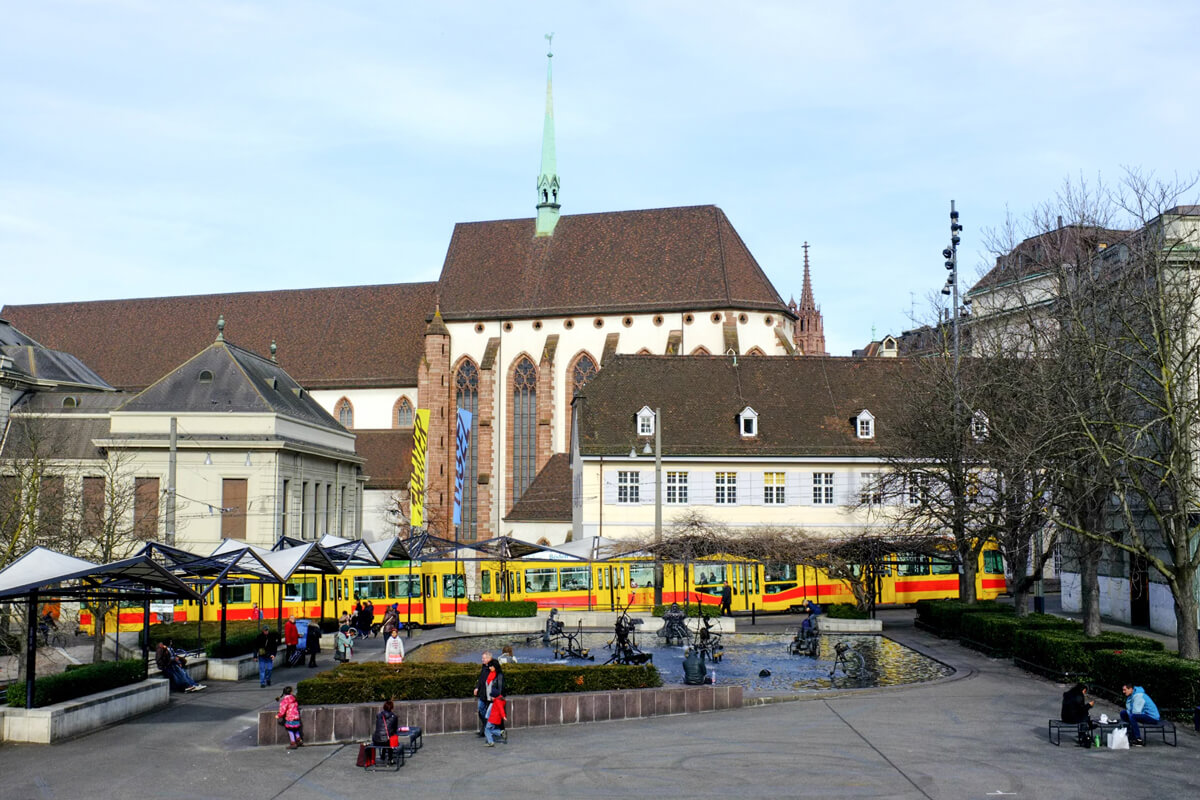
[751, 603, 756, 626]
[1033, 596, 1045, 614]
[1194, 706, 1200, 733]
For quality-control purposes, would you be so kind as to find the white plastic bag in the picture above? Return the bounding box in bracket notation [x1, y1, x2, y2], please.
[1108, 727, 1130, 750]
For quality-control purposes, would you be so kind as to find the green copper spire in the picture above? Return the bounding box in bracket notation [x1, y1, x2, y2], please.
[535, 33, 560, 237]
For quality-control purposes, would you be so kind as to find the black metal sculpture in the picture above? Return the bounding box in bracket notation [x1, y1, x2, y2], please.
[603, 600, 652, 666]
[689, 613, 723, 663]
[656, 602, 689, 646]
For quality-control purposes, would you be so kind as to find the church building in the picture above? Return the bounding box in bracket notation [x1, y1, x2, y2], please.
[1, 47, 827, 546]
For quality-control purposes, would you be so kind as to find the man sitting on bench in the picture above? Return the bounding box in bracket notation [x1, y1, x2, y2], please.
[1120, 682, 1160, 747]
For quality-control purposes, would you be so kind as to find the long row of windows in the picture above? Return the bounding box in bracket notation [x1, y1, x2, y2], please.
[612, 471, 920, 506]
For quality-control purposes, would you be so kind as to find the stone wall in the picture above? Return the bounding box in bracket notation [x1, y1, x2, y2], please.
[258, 685, 742, 746]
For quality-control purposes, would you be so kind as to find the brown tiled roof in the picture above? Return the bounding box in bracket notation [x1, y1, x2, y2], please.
[1, 283, 437, 392]
[505, 453, 571, 521]
[969, 225, 1127, 294]
[575, 355, 921, 457]
[436, 206, 791, 320]
[353, 429, 414, 491]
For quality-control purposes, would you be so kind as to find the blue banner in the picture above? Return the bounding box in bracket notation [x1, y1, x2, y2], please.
[453, 408, 472, 526]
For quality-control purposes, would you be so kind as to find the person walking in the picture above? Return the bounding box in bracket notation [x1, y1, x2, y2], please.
[472, 650, 493, 737]
[276, 686, 303, 749]
[484, 694, 507, 747]
[385, 628, 405, 665]
[364, 600, 376, 636]
[1120, 682, 1160, 746]
[255, 625, 279, 687]
[719, 583, 732, 616]
[283, 616, 300, 666]
[251, 602, 263, 622]
[304, 619, 322, 667]
[480, 658, 505, 745]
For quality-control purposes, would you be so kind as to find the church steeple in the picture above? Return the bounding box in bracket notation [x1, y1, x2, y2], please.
[535, 33, 561, 237]
[793, 242, 827, 356]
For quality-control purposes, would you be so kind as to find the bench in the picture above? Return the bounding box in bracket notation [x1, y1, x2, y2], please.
[360, 744, 404, 771]
[1132, 719, 1177, 746]
[397, 726, 422, 755]
[1048, 719, 1094, 746]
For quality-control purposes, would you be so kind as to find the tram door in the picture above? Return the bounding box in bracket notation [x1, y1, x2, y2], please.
[420, 574, 432, 624]
[872, 563, 896, 606]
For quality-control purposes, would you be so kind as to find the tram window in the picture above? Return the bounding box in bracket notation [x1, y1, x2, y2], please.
[525, 568, 558, 593]
[983, 550, 1005, 575]
[284, 581, 317, 602]
[481, 571, 491, 595]
[443, 574, 466, 598]
[763, 562, 795, 582]
[693, 565, 725, 585]
[930, 557, 956, 575]
[596, 568, 606, 590]
[354, 576, 388, 600]
[387, 575, 419, 598]
[560, 566, 591, 591]
[629, 564, 654, 589]
[219, 585, 251, 604]
[764, 582, 797, 595]
[896, 553, 929, 577]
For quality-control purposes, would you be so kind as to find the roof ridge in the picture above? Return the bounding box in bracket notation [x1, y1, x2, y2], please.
[450, 203, 723, 229]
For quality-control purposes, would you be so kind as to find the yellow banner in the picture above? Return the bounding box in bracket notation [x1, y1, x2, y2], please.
[410, 409, 430, 528]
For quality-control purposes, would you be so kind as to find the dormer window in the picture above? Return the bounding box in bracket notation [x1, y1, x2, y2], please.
[636, 406, 655, 436]
[198, 370, 213, 383]
[972, 410, 989, 440]
[856, 410, 875, 439]
[738, 406, 758, 438]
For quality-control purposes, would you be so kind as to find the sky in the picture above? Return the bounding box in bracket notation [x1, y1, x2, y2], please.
[3, 1, 1199, 356]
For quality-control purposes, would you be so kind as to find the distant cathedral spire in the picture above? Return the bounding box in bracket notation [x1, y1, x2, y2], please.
[535, 33, 561, 237]
[793, 242, 827, 355]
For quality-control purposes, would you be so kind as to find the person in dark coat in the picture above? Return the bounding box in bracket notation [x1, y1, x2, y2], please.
[254, 626, 280, 687]
[1061, 683, 1094, 724]
[364, 600, 376, 636]
[472, 650, 493, 737]
[304, 620, 322, 667]
[719, 583, 732, 616]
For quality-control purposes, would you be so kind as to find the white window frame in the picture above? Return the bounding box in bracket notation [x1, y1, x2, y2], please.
[856, 410, 875, 439]
[636, 406, 655, 437]
[738, 406, 758, 438]
[972, 410, 989, 440]
[666, 471, 689, 504]
[813, 472, 834, 504]
[907, 474, 928, 506]
[860, 472, 883, 505]
[763, 471, 785, 504]
[618, 471, 640, 504]
[715, 472, 738, 505]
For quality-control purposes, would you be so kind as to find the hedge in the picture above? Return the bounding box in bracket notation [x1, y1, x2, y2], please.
[144, 620, 267, 651]
[1012, 628, 1165, 677]
[466, 600, 538, 618]
[1090, 649, 1200, 714]
[296, 661, 662, 705]
[652, 604, 714, 618]
[206, 632, 262, 659]
[914, 599, 1012, 637]
[959, 613, 1079, 657]
[5, 659, 146, 708]
[823, 603, 868, 620]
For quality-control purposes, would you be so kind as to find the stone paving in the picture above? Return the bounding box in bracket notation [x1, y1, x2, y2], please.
[0, 608, 1197, 799]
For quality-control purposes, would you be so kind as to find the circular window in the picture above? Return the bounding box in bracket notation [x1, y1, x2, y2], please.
[503, 322, 513, 332]
[738, 313, 749, 324]
[684, 314, 695, 325]
[711, 312, 722, 323]
[198, 370, 214, 383]
[653, 315, 664, 326]
[622, 316, 633, 328]
[764, 315, 774, 326]
[564, 319, 574, 330]
[533, 320, 543, 330]
[593, 318, 604, 328]
[475, 323, 485, 334]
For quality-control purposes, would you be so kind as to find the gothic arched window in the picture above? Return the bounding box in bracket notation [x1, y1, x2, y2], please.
[572, 354, 597, 396]
[395, 397, 414, 428]
[512, 357, 537, 500]
[455, 361, 480, 541]
[335, 398, 353, 429]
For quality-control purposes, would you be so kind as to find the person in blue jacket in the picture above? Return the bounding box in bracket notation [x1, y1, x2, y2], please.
[1120, 682, 1160, 746]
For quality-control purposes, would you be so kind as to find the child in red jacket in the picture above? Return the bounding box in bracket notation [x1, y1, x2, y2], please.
[484, 695, 507, 746]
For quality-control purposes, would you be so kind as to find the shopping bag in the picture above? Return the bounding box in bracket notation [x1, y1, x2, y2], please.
[1108, 727, 1130, 750]
[356, 743, 376, 767]
[389, 734, 399, 748]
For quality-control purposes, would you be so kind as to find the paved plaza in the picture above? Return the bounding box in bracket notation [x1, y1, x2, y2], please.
[0, 608, 1196, 799]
